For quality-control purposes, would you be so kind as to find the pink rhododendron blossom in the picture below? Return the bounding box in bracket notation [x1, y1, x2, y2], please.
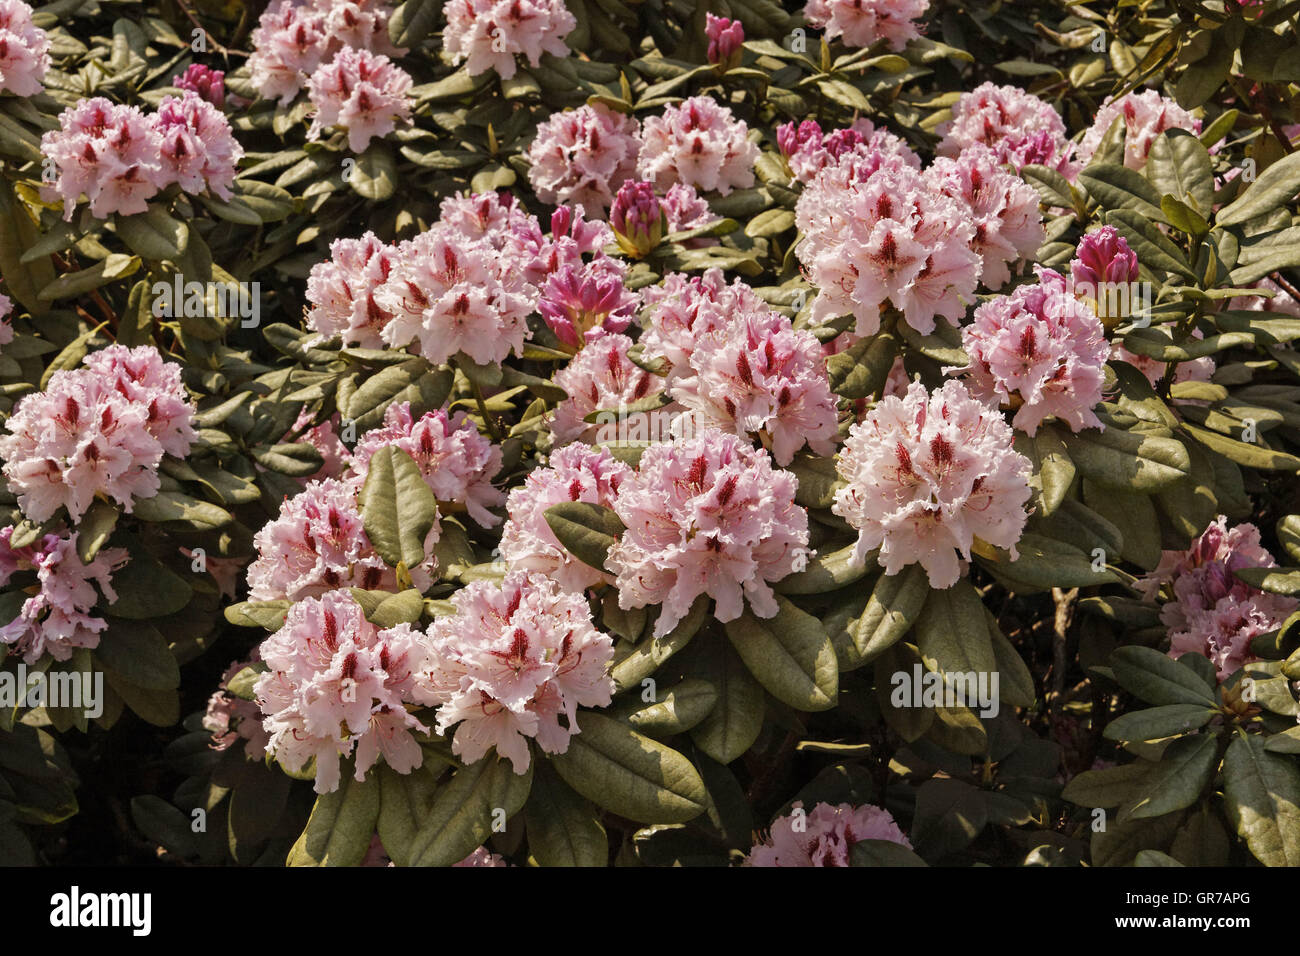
[936, 82, 1077, 175]
[778, 118, 919, 184]
[246, 478, 436, 602]
[747, 801, 911, 867]
[1227, 277, 1300, 318]
[454, 846, 509, 867]
[954, 267, 1108, 435]
[255, 590, 434, 793]
[0, 527, 126, 664]
[527, 104, 641, 214]
[443, 0, 575, 79]
[350, 402, 504, 526]
[306, 46, 412, 152]
[795, 155, 980, 336]
[661, 182, 719, 235]
[925, 143, 1045, 290]
[173, 63, 226, 107]
[550, 333, 662, 445]
[610, 179, 666, 258]
[437, 189, 541, 253]
[639, 268, 769, 381]
[803, 0, 928, 51]
[1070, 225, 1141, 327]
[0, 290, 13, 350]
[670, 307, 840, 465]
[40, 98, 166, 220]
[538, 258, 639, 348]
[1077, 90, 1201, 170]
[288, 408, 352, 481]
[705, 13, 744, 68]
[607, 430, 811, 637]
[419, 570, 615, 772]
[1110, 336, 1214, 391]
[834, 379, 1032, 588]
[637, 95, 759, 196]
[154, 91, 243, 201]
[305, 231, 400, 348]
[204, 657, 272, 758]
[1139, 517, 1298, 680]
[0, 0, 50, 96]
[499, 444, 632, 592]
[0, 346, 196, 522]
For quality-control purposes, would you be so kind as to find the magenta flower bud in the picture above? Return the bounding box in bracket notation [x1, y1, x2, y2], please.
[610, 180, 666, 258]
[776, 120, 822, 161]
[538, 261, 638, 348]
[173, 63, 226, 109]
[1071, 226, 1140, 327]
[705, 13, 744, 70]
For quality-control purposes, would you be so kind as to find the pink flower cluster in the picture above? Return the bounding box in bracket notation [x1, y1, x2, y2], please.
[443, 0, 575, 79]
[499, 444, 632, 592]
[306, 46, 413, 152]
[637, 95, 759, 196]
[1139, 517, 1299, 680]
[954, 266, 1108, 435]
[0, 527, 127, 665]
[40, 95, 243, 221]
[526, 103, 641, 214]
[606, 430, 811, 638]
[549, 333, 661, 445]
[936, 82, 1078, 175]
[669, 303, 840, 465]
[706, 13, 744, 69]
[538, 258, 639, 349]
[420, 570, 615, 773]
[173, 64, 226, 108]
[288, 408, 352, 481]
[349, 402, 505, 527]
[638, 267, 770, 379]
[204, 657, 272, 758]
[305, 231, 400, 348]
[1077, 90, 1201, 170]
[0, 345, 196, 522]
[0, 0, 49, 96]
[778, 118, 919, 184]
[254, 590, 434, 793]
[246, 477, 436, 602]
[803, 0, 928, 51]
[834, 380, 1032, 588]
[747, 801, 911, 867]
[248, 0, 402, 106]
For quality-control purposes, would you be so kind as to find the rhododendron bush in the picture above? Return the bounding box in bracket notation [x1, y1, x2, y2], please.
[3, 0, 1300, 873]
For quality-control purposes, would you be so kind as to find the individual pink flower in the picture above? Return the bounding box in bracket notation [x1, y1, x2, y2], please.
[1139, 517, 1299, 680]
[1077, 89, 1201, 170]
[246, 478, 436, 602]
[173, 64, 226, 108]
[499, 444, 633, 592]
[954, 267, 1108, 436]
[936, 82, 1078, 176]
[438, 189, 542, 252]
[661, 182, 720, 236]
[747, 801, 911, 867]
[538, 258, 639, 348]
[705, 13, 744, 69]
[671, 307, 840, 465]
[527, 104, 641, 214]
[803, 0, 928, 51]
[925, 143, 1045, 290]
[204, 656, 272, 758]
[0, 347, 195, 522]
[40, 98, 165, 221]
[795, 155, 980, 336]
[834, 379, 1032, 589]
[778, 118, 920, 184]
[418, 570, 615, 773]
[0, 0, 50, 96]
[607, 430, 811, 638]
[454, 846, 509, 867]
[154, 91, 243, 201]
[349, 402, 505, 527]
[306, 46, 412, 152]
[1110, 335, 1215, 391]
[638, 268, 769, 381]
[443, 0, 575, 79]
[549, 333, 664, 446]
[305, 231, 401, 348]
[288, 408, 352, 481]
[636, 95, 759, 196]
[1227, 277, 1300, 318]
[255, 590, 434, 793]
[609, 179, 666, 258]
[376, 223, 533, 365]
[0, 527, 126, 665]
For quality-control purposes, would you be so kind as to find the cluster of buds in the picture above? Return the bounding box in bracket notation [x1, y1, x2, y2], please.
[610, 180, 666, 258]
[705, 13, 744, 71]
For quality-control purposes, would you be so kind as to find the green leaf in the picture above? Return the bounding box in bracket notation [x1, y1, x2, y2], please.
[774, 543, 871, 595]
[850, 563, 929, 662]
[1233, 566, 1300, 598]
[1110, 645, 1217, 706]
[252, 442, 325, 477]
[1106, 209, 1196, 280]
[94, 621, 180, 690]
[131, 491, 233, 530]
[114, 207, 188, 261]
[988, 614, 1036, 708]
[551, 712, 707, 824]
[543, 502, 624, 574]
[376, 761, 443, 867]
[389, 0, 440, 47]
[1134, 849, 1185, 866]
[0, 176, 55, 313]
[1146, 130, 1214, 216]
[1217, 151, 1300, 228]
[609, 596, 708, 692]
[850, 840, 929, 866]
[825, 326, 899, 399]
[130, 795, 197, 858]
[407, 756, 532, 867]
[1182, 422, 1300, 471]
[38, 254, 141, 301]
[287, 772, 380, 867]
[982, 533, 1118, 589]
[358, 447, 440, 569]
[612, 678, 717, 737]
[1014, 426, 1075, 517]
[224, 600, 290, 631]
[1062, 427, 1190, 491]
[524, 761, 607, 867]
[1104, 704, 1217, 742]
[76, 498, 120, 564]
[688, 641, 764, 764]
[1079, 164, 1167, 222]
[1222, 733, 1300, 866]
[1062, 762, 1154, 809]
[915, 580, 997, 681]
[106, 553, 193, 619]
[1020, 164, 1075, 208]
[723, 596, 838, 711]
[349, 143, 397, 201]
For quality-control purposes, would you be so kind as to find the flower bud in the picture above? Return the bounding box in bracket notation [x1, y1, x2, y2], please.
[705, 13, 744, 70]
[610, 180, 666, 258]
